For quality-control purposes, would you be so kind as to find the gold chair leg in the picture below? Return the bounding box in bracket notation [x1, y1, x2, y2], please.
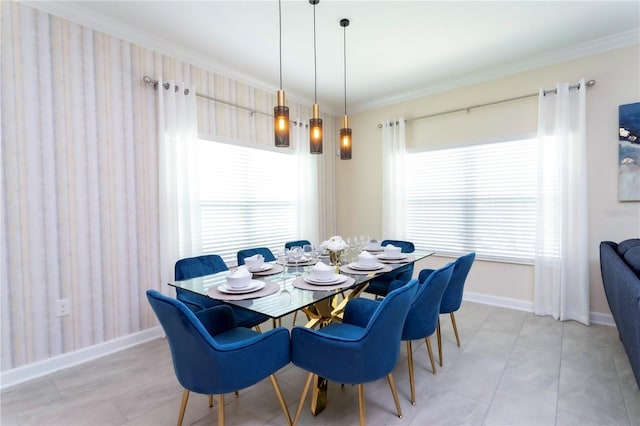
[269, 374, 293, 426]
[234, 391, 239, 396]
[208, 394, 213, 407]
[293, 373, 314, 426]
[255, 324, 262, 333]
[292, 310, 297, 326]
[436, 318, 443, 366]
[425, 336, 437, 375]
[177, 389, 189, 426]
[450, 312, 461, 347]
[218, 394, 225, 426]
[387, 373, 403, 419]
[357, 383, 366, 426]
[406, 341, 416, 405]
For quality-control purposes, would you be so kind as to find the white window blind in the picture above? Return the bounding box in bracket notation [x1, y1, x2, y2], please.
[406, 138, 537, 262]
[197, 140, 297, 265]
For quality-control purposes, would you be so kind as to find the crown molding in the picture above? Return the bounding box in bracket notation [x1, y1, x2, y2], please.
[352, 28, 640, 113]
[352, 28, 640, 112]
[20, 1, 639, 115]
[19, 0, 317, 111]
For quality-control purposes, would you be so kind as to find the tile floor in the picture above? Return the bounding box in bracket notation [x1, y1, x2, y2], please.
[1, 301, 639, 426]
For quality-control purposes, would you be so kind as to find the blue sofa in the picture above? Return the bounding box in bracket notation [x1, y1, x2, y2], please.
[600, 239, 640, 388]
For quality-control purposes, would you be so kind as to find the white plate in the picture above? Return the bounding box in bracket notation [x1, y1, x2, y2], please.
[218, 280, 266, 294]
[304, 275, 348, 286]
[248, 263, 274, 273]
[366, 247, 383, 252]
[377, 254, 407, 260]
[349, 262, 384, 271]
[306, 274, 339, 282]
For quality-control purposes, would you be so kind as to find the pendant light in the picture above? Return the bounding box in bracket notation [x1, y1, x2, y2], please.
[309, 0, 323, 154]
[339, 18, 352, 160]
[274, 0, 290, 147]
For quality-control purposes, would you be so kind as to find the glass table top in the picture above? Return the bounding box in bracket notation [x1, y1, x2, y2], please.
[168, 249, 434, 319]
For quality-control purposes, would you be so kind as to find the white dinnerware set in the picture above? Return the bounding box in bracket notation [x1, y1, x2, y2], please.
[220, 265, 265, 294]
[304, 262, 347, 285]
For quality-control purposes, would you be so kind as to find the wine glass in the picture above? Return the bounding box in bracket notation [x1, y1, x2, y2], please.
[277, 249, 289, 277]
[303, 244, 315, 262]
[289, 246, 303, 276]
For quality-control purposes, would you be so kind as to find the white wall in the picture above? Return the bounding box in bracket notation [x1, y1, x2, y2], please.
[337, 45, 640, 317]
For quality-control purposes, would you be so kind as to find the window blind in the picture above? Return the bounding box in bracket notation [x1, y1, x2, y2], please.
[406, 138, 537, 263]
[197, 140, 297, 265]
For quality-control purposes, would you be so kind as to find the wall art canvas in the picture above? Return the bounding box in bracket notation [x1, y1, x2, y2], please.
[619, 102, 640, 201]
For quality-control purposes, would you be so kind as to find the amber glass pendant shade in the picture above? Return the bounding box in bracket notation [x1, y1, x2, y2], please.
[340, 127, 352, 160]
[274, 90, 290, 147]
[310, 104, 322, 154]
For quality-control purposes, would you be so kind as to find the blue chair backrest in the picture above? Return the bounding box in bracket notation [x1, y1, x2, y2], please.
[175, 254, 228, 280]
[285, 240, 311, 250]
[237, 247, 276, 265]
[349, 279, 418, 382]
[402, 263, 455, 341]
[174, 255, 228, 311]
[381, 239, 415, 253]
[440, 252, 476, 313]
[146, 289, 230, 394]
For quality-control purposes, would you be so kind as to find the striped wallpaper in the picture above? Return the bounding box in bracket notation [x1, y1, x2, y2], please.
[1, 2, 337, 372]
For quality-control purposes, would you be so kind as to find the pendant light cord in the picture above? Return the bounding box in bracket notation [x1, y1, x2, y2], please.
[313, 4, 317, 103]
[279, 0, 283, 90]
[343, 23, 347, 116]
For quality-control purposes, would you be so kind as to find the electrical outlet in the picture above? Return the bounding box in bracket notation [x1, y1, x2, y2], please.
[56, 299, 71, 317]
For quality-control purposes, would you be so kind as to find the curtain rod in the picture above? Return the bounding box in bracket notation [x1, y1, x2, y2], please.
[376, 79, 596, 128]
[142, 76, 310, 128]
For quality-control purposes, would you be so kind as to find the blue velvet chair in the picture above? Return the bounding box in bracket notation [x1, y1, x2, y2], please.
[175, 255, 269, 329]
[237, 247, 276, 266]
[285, 240, 311, 250]
[290, 279, 418, 426]
[365, 240, 416, 297]
[390, 263, 454, 404]
[418, 252, 476, 366]
[146, 290, 292, 426]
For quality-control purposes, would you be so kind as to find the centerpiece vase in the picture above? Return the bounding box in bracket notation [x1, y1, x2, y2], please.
[329, 249, 343, 273]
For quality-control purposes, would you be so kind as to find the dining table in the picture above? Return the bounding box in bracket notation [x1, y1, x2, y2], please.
[168, 248, 434, 415]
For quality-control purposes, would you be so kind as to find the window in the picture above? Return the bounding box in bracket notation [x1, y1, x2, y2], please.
[197, 140, 298, 265]
[406, 138, 537, 263]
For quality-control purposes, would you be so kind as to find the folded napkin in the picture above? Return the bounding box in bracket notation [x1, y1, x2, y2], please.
[227, 266, 251, 287]
[358, 251, 377, 265]
[312, 262, 333, 273]
[245, 254, 264, 262]
[310, 261, 335, 280]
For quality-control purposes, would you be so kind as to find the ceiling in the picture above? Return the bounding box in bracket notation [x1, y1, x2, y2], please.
[28, 1, 640, 114]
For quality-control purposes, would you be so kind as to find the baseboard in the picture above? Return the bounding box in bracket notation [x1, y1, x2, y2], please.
[463, 291, 615, 327]
[0, 326, 164, 391]
[464, 291, 534, 312]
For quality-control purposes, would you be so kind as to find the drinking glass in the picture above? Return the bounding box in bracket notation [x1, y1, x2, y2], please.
[303, 244, 315, 262]
[289, 246, 303, 276]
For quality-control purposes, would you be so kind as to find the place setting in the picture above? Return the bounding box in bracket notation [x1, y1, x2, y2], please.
[293, 262, 354, 291]
[244, 254, 284, 276]
[364, 239, 384, 253]
[208, 266, 279, 300]
[340, 251, 393, 275]
[376, 244, 414, 263]
[284, 246, 317, 267]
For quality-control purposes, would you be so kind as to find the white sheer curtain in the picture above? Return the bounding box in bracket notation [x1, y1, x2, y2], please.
[293, 117, 320, 246]
[534, 79, 589, 325]
[158, 79, 200, 286]
[382, 118, 407, 240]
